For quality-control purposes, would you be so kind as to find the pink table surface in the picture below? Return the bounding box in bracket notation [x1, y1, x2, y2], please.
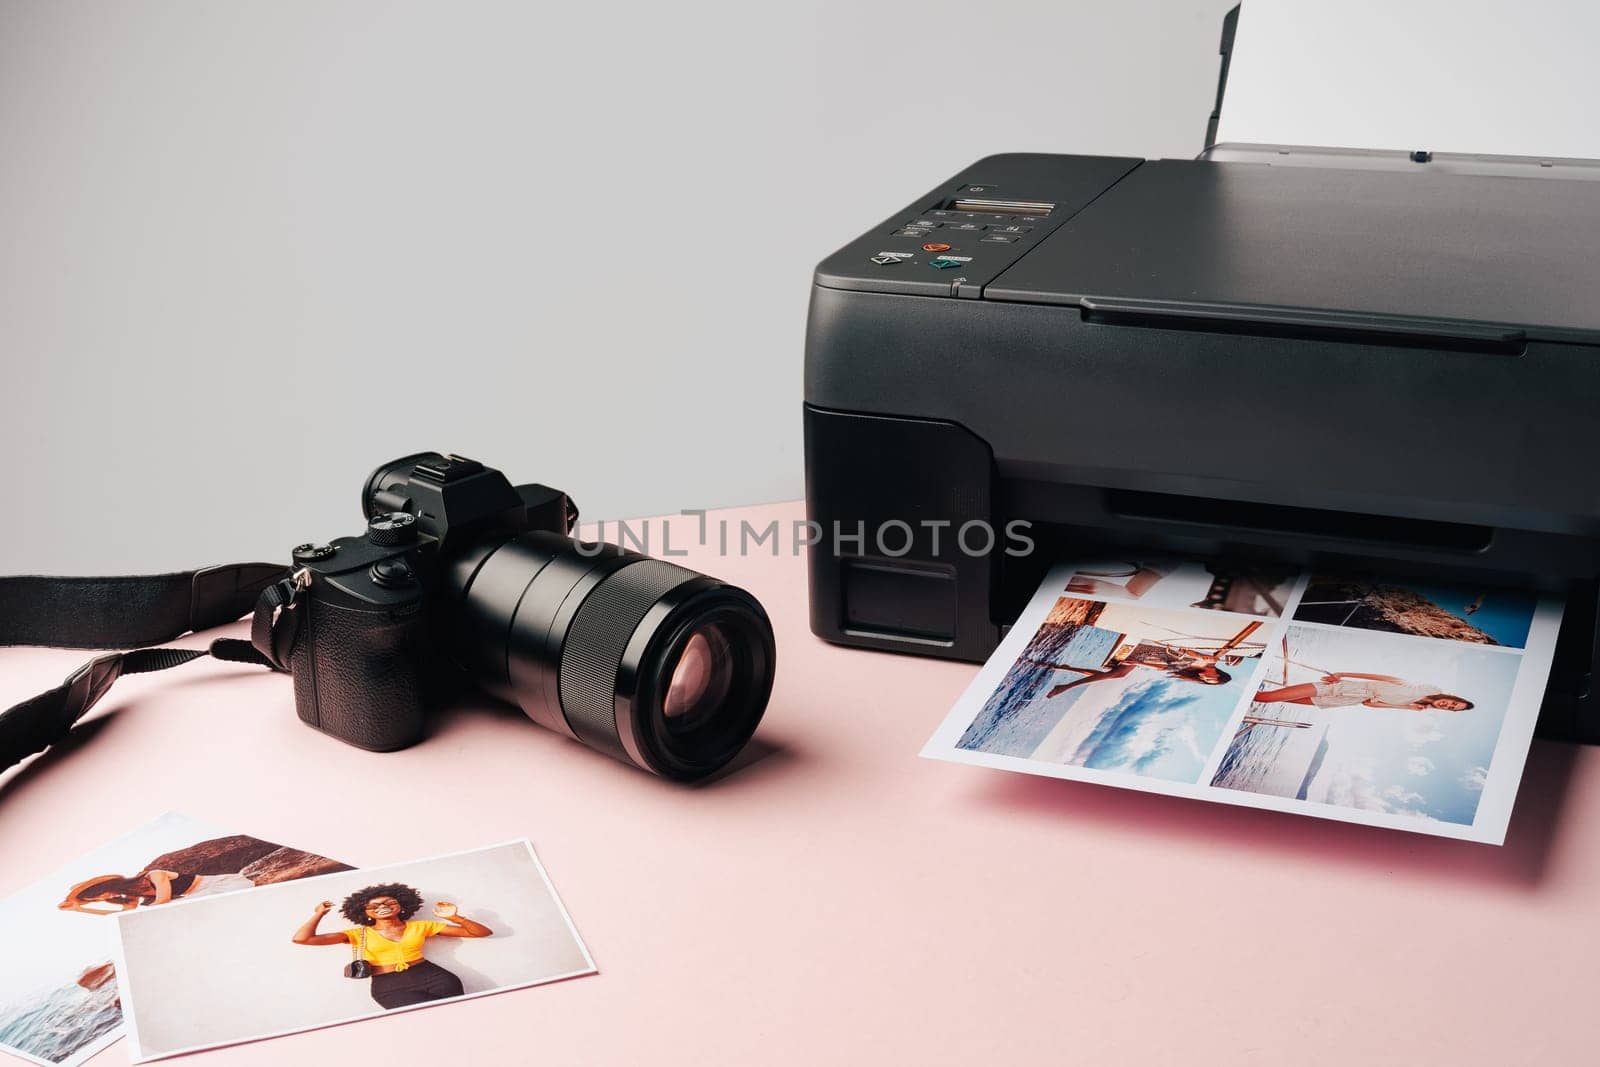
[3, 501, 1599, 1066]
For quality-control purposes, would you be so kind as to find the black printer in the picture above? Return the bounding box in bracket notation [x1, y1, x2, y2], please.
[803, 11, 1600, 742]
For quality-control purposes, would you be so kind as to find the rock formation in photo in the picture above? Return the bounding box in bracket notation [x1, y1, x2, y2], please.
[141, 834, 350, 883]
[241, 846, 353, 884]
[1304, 580, 1498, 644]
[1046, 597, 1104, 628]
[76, 962, 115, 991]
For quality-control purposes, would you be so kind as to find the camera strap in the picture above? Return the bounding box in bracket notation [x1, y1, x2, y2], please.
[0, 562, 297, 777]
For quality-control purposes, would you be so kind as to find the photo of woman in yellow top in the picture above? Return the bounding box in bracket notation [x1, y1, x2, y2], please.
[291, 882, 492, 1009]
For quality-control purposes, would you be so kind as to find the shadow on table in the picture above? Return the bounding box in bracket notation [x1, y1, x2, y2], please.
[3, 690, 802, 816]
[0, 658, 287, 805]
[975, 738, 1579, 889]
[696, 735, 797, 788]
[427, 691, 803, 791]
[0, 709, 125, 806]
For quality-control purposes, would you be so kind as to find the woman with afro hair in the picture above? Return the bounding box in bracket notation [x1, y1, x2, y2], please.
[292, 882, 491, 1009]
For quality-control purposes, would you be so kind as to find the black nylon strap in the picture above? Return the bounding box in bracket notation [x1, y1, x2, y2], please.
[250, 577, 303, 671]
[0, 563, 288, 649]
[0, 566, 294, 777]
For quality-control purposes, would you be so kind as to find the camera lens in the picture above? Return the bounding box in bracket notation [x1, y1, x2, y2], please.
[443, 531, 775, 781]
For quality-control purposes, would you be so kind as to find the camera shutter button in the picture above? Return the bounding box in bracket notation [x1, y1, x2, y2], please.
[369, 557, 416, 588]
[366, 511, 418, 546]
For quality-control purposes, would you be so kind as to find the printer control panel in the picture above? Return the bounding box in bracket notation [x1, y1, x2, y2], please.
[813, 153, 1143, 299]
[879, 205, 1052, 293]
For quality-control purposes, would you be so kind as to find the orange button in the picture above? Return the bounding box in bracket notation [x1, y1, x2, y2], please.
[922, 242, 951, 252]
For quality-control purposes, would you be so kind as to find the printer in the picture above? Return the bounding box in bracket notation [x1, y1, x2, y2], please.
[802, 7, 1600, 742]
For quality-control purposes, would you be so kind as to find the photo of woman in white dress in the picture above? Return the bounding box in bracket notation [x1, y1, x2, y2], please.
[1253, 672, 1474, 712]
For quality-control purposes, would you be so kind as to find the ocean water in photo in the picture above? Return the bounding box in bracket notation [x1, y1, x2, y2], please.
[957, 622, 1119, 755]
[1212, 721, 1330, 798]
[0, 978, 120, 1064]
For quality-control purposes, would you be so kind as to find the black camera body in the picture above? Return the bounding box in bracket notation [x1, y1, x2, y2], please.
[283, 529, 430, 753]
[278, 453, 775, 781]
[283, 453, 573, 751]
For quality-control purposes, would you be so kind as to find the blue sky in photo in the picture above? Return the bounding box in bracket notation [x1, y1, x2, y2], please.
[1402, 582, 1536, 648]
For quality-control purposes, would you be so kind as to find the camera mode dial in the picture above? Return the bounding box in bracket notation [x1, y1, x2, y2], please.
[366, 511, 418, 547]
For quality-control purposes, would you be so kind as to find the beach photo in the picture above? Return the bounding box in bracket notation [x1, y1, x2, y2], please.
[112, 840, 594, 1062]
[1293, 574, 1537, 648]
[1064, 559, 1297, 617]
[1211, 625, 1526, 827]
[954, 597, 1268, 782]
[0, 813, 348, 1067]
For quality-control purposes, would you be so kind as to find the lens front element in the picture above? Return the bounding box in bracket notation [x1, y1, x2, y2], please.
[663, 625, 734, 728]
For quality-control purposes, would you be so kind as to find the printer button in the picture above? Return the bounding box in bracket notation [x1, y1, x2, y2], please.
[913, 220, 945, 229]
[948, 222, 986, 232]
[980, 233, 1019, 244]
[891, 227, 931, 238]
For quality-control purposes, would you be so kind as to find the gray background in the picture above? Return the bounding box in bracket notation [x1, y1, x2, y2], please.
[0, 0, 1232, 573]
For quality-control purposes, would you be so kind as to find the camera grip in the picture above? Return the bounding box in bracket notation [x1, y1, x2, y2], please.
[289, 596, 427, 751]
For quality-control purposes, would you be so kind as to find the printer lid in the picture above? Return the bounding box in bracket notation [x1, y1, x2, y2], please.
[983, 157, 1600, 345]
[1210, 0, 1600, 161]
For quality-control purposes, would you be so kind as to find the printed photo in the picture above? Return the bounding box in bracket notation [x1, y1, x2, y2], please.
[955, 597, 1267, 782]
[1064, 559, 1296, 617]
[112, 840, 595, 1062]
[924, 559, 1562, 843]
[1293, 575, 1537, 648]
[1211, 626, 1524, 826]
[0, 813, 349, 1067]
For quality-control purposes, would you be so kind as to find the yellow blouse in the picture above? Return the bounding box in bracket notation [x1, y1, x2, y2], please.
[343, 921, 448, 968]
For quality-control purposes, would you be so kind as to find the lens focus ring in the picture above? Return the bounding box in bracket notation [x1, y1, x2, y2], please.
[558, 558, 698, 761]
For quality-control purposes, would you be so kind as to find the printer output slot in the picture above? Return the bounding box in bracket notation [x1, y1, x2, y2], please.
[1105, 489, 1494, 552]
[1079, 297, 1528, 356]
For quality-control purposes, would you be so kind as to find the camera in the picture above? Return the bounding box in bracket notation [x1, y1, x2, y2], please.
[272, 453, 776, 781]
